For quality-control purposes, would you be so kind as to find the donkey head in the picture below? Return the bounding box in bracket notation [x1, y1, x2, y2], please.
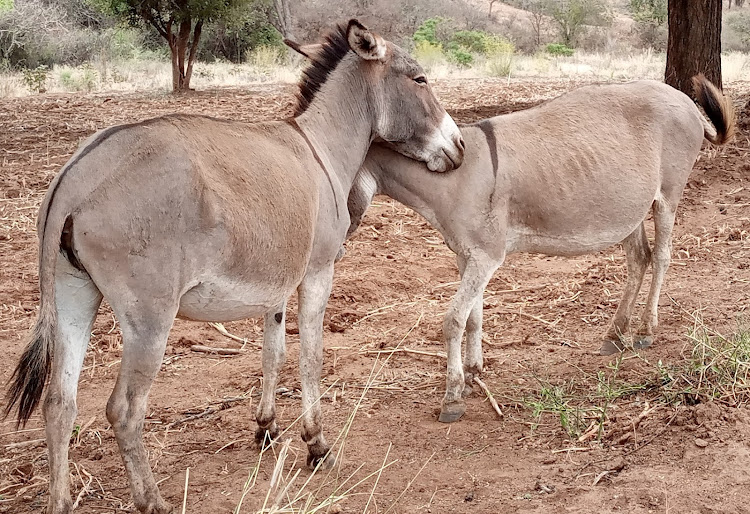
[287, 20, 465, 172]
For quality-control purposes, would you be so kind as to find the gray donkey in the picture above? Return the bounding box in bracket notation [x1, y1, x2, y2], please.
[344, 76, 734, 423]
[4, 20, 464, 514]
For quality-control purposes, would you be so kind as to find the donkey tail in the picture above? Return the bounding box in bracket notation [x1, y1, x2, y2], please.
[4, 197, 64, 427]
[692, 74, 736, 146]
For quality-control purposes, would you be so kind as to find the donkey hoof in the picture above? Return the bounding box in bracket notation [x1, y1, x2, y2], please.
[255, 425, 281, 449]
[634, 335, 654, 350]
[599, 339, 624, 356]
[438, 400, 466, 423]
[307, 449, 335, 470]
[462, 383, 475, 398]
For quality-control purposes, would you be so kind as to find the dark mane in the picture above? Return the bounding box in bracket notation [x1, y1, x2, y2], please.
[294, 23, 351, 116]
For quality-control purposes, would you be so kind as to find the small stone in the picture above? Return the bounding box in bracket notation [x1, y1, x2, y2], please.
[694, 438, 709, 448]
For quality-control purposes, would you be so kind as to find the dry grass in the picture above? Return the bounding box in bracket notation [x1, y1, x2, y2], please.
[4, 50, 750, 98]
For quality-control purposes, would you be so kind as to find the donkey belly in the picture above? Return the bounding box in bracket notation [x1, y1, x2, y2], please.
[177, 276, 293, 322]
[508, 224, 639, 257]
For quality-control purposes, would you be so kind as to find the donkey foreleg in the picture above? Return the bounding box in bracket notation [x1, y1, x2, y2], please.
[297, 265, 335, 469]
[439, 255, 498, 423]
[456, 255, 486, 398]
[255, 301, 288, 447]
[462, 299, 484, 397]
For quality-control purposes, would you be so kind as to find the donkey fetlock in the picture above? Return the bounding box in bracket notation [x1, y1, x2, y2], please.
[302, 429, 334, 470]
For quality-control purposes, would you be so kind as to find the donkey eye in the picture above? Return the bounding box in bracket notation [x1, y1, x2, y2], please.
[413, 76, 427, 85]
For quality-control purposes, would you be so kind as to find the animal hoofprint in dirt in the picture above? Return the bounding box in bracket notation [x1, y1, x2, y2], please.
[3, 19, 464, 514]
[346, 74, 736, 423]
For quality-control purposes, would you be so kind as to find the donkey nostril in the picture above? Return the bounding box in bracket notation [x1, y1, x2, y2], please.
[458, 137, 466, 150]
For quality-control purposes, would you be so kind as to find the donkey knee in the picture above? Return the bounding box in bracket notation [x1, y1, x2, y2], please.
[443, 311, 466, 342]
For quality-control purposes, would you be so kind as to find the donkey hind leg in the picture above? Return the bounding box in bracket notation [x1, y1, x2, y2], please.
[439, 254, 499, 423]
[298, 265, 335, 469]
[255, 301, 288, 448]
[636, 197, 677, 349]
[600, 223, 652, 355]
[45, 260, 102, 514]
[106, 301, 177, 514]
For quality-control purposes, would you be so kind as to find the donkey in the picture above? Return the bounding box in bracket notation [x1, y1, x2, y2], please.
[4, 20, 464, 514]
[344, 76, 735, 423]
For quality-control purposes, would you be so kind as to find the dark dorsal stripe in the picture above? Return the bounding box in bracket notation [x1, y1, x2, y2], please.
[287, 118, 340, 219]
[476, 120, 499, 206]
[476, 120, 498, 180]
[294, 23, 351, 116]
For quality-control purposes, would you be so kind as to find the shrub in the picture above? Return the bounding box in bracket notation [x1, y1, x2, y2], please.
[446, 44, 473, 67]
[413, 17, 446, 46]
[247, 45, 285, 71]
[22, 65, 48, 93]
[57, 63, 99, 92]
[412, 40, 446, 72]
[451, 30, 487, 53]
[546, 43, 575, 56]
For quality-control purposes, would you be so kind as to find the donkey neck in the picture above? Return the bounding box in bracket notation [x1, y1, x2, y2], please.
[294, 58, 375, 196]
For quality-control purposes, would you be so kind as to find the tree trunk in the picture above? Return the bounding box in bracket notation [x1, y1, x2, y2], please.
[665, 0, 722, 96]
[167, 17, 203, 92]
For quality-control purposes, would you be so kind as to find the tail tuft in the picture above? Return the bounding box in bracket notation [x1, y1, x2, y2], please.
[4, 305, 55, 427]
[692, 74, 737, 146]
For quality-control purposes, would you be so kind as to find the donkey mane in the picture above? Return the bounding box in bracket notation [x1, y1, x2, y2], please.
[294, 23, 351, 116]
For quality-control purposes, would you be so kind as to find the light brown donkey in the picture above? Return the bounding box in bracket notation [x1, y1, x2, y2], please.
[345, 76, 734, 422]
[4, 20, 464, 514]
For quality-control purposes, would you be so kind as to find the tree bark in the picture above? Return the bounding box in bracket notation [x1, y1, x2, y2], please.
[665, 0, 722, 96]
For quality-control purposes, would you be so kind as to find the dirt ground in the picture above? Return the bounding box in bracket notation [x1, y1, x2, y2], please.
[1, 78, 749, 514]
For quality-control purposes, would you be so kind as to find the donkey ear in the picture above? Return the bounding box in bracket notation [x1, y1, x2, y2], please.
[346, 19, 387, 61]
[284, 39, 322, 59]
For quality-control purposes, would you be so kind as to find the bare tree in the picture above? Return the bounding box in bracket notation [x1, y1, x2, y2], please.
[665, 0, 722, 95]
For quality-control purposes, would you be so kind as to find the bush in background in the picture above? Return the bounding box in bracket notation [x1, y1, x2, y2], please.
[545, 42, 574, 56]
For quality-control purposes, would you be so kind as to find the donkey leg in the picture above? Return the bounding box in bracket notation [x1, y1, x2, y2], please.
[636, 198, 677, 349]
[439, 255, 498, 423]
[462, 300, 484, 397]
[297, 265, 335, 469]
[601, 223, 652, 355]
[456, 255, 485, 397]
[255, 301, 287, 448]
[106, 305, 176, 514]
[45, 261, 102, 514]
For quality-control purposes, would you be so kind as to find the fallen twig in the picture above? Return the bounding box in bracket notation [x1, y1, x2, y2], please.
[473, 377, 503, 419]
[190, 345, 243, 356]
[4, 438, 45, 450]
[362, 347, 446, 359]
[208, 322, 261, 350]
[71, 463, 93, 510]
[181, 468, 190, 514]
